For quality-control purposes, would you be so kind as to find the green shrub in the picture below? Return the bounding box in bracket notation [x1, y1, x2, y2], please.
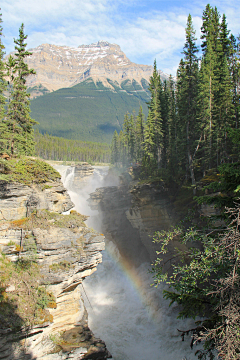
[0, 157, 61, 184]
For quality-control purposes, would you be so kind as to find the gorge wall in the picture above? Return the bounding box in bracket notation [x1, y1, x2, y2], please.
[0, 177, 111, 360]
[88, 173, 186, 268]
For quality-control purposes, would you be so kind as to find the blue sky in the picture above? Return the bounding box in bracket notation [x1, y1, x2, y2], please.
[1, 0, 239, 75]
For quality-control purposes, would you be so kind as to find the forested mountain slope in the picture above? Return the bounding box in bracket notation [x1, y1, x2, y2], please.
[30, 77, 150, 143]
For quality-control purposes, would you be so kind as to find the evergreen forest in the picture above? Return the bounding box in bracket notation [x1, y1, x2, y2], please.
[111, 7, 239, 191]
[30, 78, 150, 144]
[34, 130, 110, 163]
[111, 5, 240, 359]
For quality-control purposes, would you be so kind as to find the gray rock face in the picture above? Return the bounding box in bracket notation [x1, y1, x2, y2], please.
[0, 180, 110, 360]
[72, 163, 94, 190]
[17, 42, 154, 94]
[0, 180, 74, 221]
[88, 176, 186, 267]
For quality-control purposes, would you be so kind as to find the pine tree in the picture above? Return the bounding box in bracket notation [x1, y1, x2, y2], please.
[220, 14, 230, 57]
[129, 113, 136, 164]
[0, 10, 8, 154]
[142, 113, 156, 175]
[123, 112, 130, 165]
[6, 23, 36, 156]
[213, 13, 234, 163]
[111, 130, 119, 164]
[135, 106, 145, 162]
[198, 37, 216, 171]
[167, 75, 178, 177]
[177, 15, 199, 193]
[198, 5, 223, 169]
[143, 60, 162, 174]
[160, 80, 170, 169]
[176, 59, 187, 175]
[118, 130, 125, 165]
[229, 35, 240, 131]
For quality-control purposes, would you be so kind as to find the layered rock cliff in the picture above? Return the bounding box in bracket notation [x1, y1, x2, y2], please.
[0, 178, 111, 359]
[88, 171, 205, 273]
[72, 163, 94, 191]
[0, 179, 73, 221]
[88, 173, 180, 267]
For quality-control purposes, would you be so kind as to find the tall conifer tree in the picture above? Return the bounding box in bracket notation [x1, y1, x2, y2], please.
[229, 35, 240, 131]
[129, 113, 136, 164]
[0, 10, 8, 154]
[111, 130, 119, 164]
[214, 14, 234, 162]
[143, 60, 162, 174]
[198, 5, 221, 169]
[6, 23, 36, 156]
[177, 14, 199, 193]
[135, 106, 145, 162]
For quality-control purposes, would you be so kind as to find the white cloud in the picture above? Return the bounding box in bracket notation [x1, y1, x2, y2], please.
[1, 0, 239, 76]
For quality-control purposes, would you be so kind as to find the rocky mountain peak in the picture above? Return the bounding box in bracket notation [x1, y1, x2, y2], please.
[6, 41, 173, 98]
[8, 41, 153, 95]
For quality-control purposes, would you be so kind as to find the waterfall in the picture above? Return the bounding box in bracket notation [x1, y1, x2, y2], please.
[55, 164, 200, 360]
[62, 166, 75, 189]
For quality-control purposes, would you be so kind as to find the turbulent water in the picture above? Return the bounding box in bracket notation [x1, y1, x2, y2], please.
[55, 165, 200, 360]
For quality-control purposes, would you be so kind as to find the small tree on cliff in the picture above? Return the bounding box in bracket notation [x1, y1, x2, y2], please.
[6, 23, 36, 156]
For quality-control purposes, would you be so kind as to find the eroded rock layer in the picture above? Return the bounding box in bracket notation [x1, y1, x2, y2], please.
[88, 173, 177, 266]
[0, 178, 111, 360]
[0, 180, 73, 221]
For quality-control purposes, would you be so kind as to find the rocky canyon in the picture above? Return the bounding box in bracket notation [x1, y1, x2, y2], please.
[0, 167, 111, 360]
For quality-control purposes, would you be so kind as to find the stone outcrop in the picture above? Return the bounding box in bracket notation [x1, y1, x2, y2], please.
[72, 163, 94, 190]
[88, 173, 189, 268]
[88, 174, 175, 265]
[0, 180, 73, 221]
[6, 41, 170, 97]
[0, 179, 111, 360]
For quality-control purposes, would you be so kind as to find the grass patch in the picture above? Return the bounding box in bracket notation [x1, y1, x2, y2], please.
[0, 255, 56, 331]
[49, 261, 72, 273]
[9, 209, 87, 231]
[0, 157, 61, 185]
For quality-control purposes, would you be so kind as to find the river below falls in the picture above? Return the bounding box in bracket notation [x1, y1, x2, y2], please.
[55, 165, 201, 360]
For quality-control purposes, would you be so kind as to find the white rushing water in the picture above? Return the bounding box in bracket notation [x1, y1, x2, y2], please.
[55, 165, 200, 360]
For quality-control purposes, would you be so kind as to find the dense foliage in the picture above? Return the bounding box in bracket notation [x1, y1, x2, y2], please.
[111, 8, 240, 190]
[0, 157, 61, 185]
[152, 196, 240, 359]
[34, 130, 111, 163]
[0, 21, 36, 156]
[110, 106, 145, 166]
[110, 5, 240, 358]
